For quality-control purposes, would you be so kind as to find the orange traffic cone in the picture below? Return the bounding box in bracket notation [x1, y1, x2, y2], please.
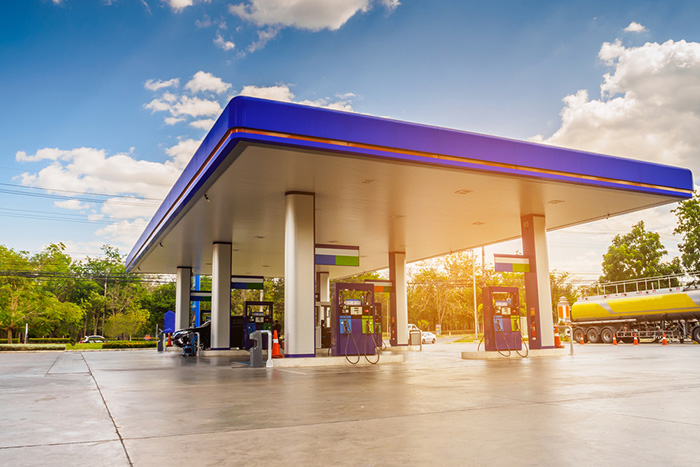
[633, 333, 639, 345]
[271, 330, 284, 358]
[612, 334, 617, 345]
[167, 333, 172, 347]
[554, 327, 562, 348]
[662, 332, 668, 345]
[579, 334, 584, 345]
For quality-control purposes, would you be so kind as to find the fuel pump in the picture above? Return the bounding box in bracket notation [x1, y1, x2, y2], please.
[330, 283, 381, 363]
[243, 301, 273, 350]
[482, 287, 525, 355]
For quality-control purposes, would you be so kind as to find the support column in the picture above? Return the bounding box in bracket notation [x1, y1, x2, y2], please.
[175, 267, 191, 331]
[211, 242, 232, 350]
[389, 252, 409, 346]
[315, 271, 330, 349]
[284, 192, 316, 357]
[318, 272, 330, 303]
[521, 214, 555, 349]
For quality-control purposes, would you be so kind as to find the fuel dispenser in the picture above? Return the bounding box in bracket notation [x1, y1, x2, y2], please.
[483, 287, 522, 352]
[330, 283, 381, 359]
[243, 301, 273, 350]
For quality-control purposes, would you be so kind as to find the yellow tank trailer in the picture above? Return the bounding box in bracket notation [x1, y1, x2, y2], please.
[572, 287, 700, 344]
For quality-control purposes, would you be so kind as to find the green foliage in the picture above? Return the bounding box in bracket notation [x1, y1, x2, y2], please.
[550, 271, 578, 320]
[28, 338, 71, 343]
[102, 341, 157, 349]
[0, 344, 65, 351]
[599, 221, 681, 288]
[672, 191, 700, 272]
[104, 308, 150, 339]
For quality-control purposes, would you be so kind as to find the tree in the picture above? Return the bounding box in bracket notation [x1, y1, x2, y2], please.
[599, 221, 681, 289]
[672, 191, 700, 272]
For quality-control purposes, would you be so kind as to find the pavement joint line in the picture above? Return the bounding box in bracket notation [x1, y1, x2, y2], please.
[543, 402, 700, 427]
[81, 352, 134, 467]
[44, 353, 61, 377]
[0, 438, 120, 451]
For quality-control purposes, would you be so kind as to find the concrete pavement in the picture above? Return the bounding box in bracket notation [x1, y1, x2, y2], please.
[1, 342, 698, 466]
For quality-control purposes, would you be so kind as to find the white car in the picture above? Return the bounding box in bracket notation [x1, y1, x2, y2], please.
[421, 331, 437, 344]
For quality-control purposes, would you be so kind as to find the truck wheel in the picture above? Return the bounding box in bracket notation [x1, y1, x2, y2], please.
[585, 327, 600, 344]
[692, 325, 700, 344]
[572, 327, 585, 343]
[600, 327, 615, 344]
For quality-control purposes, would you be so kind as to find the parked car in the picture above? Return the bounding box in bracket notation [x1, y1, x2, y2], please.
[408, 324, 421, 333]
[421, 331, 437, 344]
[81, 335, 107, 343]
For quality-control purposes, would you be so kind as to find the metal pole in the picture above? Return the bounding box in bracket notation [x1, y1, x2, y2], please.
[472, 250, 478, 340]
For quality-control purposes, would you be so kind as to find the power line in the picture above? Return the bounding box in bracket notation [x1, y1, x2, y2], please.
[0, 207, 149, 225]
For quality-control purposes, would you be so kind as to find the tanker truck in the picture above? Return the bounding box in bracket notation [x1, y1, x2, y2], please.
[571, 277, 700, 344]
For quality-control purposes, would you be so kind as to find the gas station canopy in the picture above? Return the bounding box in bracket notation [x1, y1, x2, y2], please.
[126, 97, 693, 278]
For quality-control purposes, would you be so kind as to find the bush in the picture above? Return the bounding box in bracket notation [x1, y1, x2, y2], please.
[28, 338, 71, 344]
[0, 344, 65, 351]
[102, 341, 157, 349]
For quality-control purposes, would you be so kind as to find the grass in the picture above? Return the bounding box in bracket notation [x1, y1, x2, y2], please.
[65, 343, 103, 350]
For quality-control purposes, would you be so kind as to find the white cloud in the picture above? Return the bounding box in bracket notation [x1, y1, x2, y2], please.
[165, 138, 201, 169]
[533, 38, 700, 277]
[54, 199, 89, 210]
[164, 0, 193, 12]
[16, 145, 186, 249]
[229, 0, 370, 31]
[239, 84, 295, 101]
[229, 0, 399, 51]
[248, 27, 280, 53]
[101, 197, 160, 220]
[535, 39, 700, 169]
[144, 98, 173, 114]
[214, 31, 236, 51]
[624, 22, 647, 33]
[17, 147, 179, 200]
[144, 78, 179, 91]
[173, 95, 222, 118]
[95, 219, 150, 247]
[238, 84, 354, 111]
[164, 116, 185, 125]
[185, 71, 232, 94]
[190, 119, 215, 130]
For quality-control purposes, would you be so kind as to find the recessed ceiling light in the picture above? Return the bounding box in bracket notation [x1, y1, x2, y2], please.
[472, 221, 484, 225]
[327, 240, 338, 243]
[233, 248, 240, 252]
[455, 189, 472, 195]
[262, 265, 269, 268]
[391, 214, 405, 219]
[548, 199, 565, 204]
[254, 235, 265, 239]
[361, 179, 376, 184]
[205, 262, 212, 265]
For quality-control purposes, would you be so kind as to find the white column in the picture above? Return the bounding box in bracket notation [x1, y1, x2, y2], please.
[175, 267, 191, 330]
[390, 251, 409, 346]
[284, 192, 316, 357]
[522, 214, 555, 348]
[211, 242, 232, 350]
[318, 272, 330, 303]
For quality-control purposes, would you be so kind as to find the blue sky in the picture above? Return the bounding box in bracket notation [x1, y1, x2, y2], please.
[2, 0, 700, 281]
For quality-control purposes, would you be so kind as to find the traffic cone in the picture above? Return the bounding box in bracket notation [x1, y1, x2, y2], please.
[554, 327, 562, 348]
[662, 332, 668, 346]
[579, 334, 584, 345]
[167, 333, 172, 347]
[271, 330, 284, 358]
[612, 334, 617, 345]
[633, 333, 639, 345]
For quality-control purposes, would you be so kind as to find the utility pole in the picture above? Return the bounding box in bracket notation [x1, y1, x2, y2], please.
[472, 250, 478, 340]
